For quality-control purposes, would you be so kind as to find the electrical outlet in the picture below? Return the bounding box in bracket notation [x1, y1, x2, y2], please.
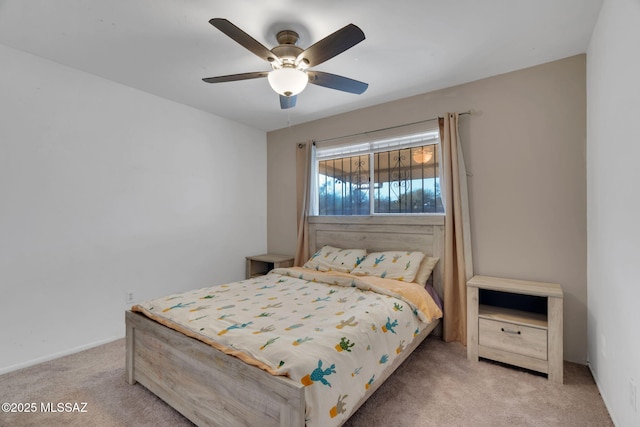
[631, 377, 637, 412]
[125, 290, 135, 304]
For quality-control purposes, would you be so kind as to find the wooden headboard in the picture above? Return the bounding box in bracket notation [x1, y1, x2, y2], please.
[307, 215, 445, 299]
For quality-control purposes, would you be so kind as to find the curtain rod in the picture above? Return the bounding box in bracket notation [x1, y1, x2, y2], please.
[312, 110, 472, 145]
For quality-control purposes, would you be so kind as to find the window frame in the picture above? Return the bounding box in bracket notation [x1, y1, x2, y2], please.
[312, 125, 444, 216]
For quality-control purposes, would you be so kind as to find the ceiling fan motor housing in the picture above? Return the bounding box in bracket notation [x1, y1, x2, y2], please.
[271, 30, 305, 69]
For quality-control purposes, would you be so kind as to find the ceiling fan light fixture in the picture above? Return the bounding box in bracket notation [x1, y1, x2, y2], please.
[268, 67, 308, 97]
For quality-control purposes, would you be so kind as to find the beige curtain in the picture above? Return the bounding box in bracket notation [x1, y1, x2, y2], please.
[294, 142, 313, 266]
[440, 113, 473, 344]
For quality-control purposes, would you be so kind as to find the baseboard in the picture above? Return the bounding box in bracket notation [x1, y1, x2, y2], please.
[0, 336, 123, 375]
[588, 362, 618, 427]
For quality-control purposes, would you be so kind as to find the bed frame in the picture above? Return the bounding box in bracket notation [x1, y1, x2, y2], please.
[126, 215, 445, 427]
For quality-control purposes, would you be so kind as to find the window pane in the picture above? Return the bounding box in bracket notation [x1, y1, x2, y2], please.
[374, 144, 443, 213]
[318, 154, 370, 215]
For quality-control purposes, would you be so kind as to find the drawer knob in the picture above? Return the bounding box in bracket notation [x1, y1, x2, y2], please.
[501, 327, 521, 335]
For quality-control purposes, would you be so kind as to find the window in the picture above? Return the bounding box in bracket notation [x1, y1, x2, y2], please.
[314, 128, 443, 215]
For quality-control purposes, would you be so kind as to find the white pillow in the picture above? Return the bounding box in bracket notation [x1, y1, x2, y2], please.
[303, 246, 367, 273]
[414, 256, 440, 285]
[351, 251, 425, 282]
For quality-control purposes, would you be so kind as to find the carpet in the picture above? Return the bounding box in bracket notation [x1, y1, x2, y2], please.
[0, 336, 612, 426]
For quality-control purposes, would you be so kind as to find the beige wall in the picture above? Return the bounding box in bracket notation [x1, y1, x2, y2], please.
[267, 55, 586, 363]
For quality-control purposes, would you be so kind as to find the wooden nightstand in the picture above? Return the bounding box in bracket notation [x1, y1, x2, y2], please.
[467, 275, 564, 383]
[245, 254, 294, 279]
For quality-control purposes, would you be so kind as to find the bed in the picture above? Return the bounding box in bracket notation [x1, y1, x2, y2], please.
[125, 215, 445, 427]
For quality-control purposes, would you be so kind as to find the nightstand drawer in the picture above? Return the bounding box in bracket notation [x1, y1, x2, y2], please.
[479, 318, 547, 360]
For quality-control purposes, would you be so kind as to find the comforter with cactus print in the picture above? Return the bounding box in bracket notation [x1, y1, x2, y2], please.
[132, 267, 442, 427]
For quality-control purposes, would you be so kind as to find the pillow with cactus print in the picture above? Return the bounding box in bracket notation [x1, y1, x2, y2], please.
[303, 245, 367, 273]
[350, 250, 426, 282]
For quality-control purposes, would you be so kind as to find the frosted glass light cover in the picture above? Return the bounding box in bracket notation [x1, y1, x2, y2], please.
[268, 68, 308, 96]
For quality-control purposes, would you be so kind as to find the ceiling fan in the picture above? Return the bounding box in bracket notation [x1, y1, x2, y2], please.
[202, 18, 369, 109]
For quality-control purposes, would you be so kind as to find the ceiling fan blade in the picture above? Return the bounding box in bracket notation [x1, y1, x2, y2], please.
[280, 95, 297, 109]
[297, 24, 365, 68]
[307, 71, 368, 94]
[209, 18, 280, 65]
[202, 71, 268, 83]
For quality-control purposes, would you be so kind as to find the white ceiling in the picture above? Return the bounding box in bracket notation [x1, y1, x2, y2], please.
[0, 0, 603, 132]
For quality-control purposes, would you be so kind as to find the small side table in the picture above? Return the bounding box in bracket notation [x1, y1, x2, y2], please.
[245, 254, 294, 279]
[467, 275, 564, 383]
